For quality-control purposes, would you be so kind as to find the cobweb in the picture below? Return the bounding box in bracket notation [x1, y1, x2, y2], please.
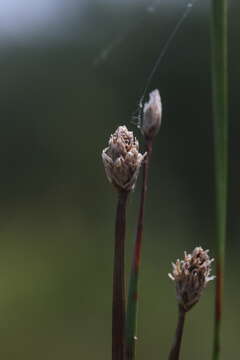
[94, 0, 199, 129]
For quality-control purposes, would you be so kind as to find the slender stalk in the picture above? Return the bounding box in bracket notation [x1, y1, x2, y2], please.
[168, 306, 186, 360]
[125, 141, 152, 360]
[112, 189, 129, 360]
[211, 0, 228, 359]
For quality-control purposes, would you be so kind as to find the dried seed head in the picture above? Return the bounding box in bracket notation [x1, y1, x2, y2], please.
[168, 247, 215, 312]
[142, 89, 162, 141]
[102, 125, 146, 192]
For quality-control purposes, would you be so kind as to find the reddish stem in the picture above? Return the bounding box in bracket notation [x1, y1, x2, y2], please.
[133, 142, 152, 273]
[125, 141, 152, 360]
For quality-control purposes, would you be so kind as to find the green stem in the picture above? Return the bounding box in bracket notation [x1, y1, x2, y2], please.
[125, 142, 152, 360]
[211, 0, 228, 359]
[112, 190, 129, 360]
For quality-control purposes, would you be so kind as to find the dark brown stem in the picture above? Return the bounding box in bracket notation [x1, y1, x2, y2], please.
[213, 260, 223, 359]
[168, 306, 186, 360]
[112, 189, 129, 360]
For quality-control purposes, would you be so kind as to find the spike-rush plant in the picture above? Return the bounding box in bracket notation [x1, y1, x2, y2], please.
[168, 248, 215, 360]
[101, 0, 228, 359]
[102, 95, 219, 360]
[211, 0, 228, 359]
[102, 1, 230, 351]
[102, 88, 217, 360]
[102, 126, 146, 360]
[102, 91, 162, 360]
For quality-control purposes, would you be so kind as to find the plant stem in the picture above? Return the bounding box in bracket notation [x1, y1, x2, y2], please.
[125, 141, 152, 360]
[168, 306, 186, 360]
[112, 189, 129, 360]
[211, 0, 228, 359]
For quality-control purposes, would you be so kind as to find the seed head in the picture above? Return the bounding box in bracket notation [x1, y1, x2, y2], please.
[142, 89, 162, 141]
[102, 125, 146, 192]
[168, 247, 215, 312]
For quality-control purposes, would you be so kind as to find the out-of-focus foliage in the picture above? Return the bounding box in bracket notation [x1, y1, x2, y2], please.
[0, 0, 239, 359]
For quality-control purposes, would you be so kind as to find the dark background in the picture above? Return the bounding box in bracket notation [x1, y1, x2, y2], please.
[0, 0, 239, 358]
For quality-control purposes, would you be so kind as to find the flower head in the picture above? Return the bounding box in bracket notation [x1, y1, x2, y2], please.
[169, 247, 215, 311]
[142, 89, 162, 141]
[102, 125, 146, 192]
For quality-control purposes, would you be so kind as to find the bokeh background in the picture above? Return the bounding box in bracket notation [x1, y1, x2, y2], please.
[0, 0, 239, 359]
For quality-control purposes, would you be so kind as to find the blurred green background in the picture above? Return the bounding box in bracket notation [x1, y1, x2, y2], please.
[0, 0, 239, 358]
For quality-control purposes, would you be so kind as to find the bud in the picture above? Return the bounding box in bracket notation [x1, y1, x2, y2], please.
[168, 247, 215, 312]
[142, 89, 162, 141]
[102, 125, 146, 192]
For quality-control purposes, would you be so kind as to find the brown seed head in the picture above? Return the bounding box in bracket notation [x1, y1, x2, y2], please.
[102, 125, 146, 192]
[168, 247, 215, 312]
[142, 89, 162, 141]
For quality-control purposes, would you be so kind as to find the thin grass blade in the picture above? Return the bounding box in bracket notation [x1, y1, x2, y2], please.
[210, 0, 228, 359]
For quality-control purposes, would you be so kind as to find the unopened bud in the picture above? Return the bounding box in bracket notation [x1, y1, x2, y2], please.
[142, 89, 162, 141]
[102, 125, 146, 192]
[168, 247, 215, 312]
